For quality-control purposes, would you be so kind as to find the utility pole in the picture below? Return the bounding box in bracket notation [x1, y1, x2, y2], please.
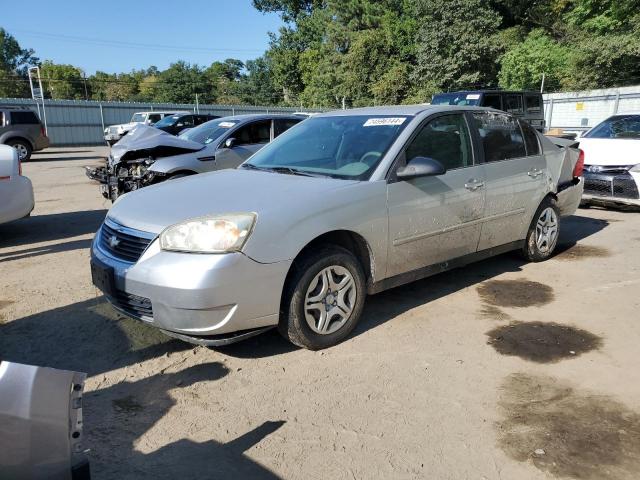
[540, 73, 546, 93]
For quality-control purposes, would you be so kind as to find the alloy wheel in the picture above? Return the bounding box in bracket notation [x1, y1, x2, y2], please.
[535, 207, 559, 254]
[304, 265, 356, 335]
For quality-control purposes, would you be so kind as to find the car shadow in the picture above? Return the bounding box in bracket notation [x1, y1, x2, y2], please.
[88, 360, 284, 478]
[27, 155, 107, 163]
[0, 238, 93, 263]
[32, 150, 96, 155]
[0, 209, 107, 249]
[0, 297, 190, 376]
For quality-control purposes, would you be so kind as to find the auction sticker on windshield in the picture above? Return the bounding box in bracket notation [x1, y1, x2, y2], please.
[363, 117, 406, 127]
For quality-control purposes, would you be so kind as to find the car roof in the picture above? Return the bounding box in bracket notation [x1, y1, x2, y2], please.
[433, 90, 542, 95]
[134, 111, 190, 115]
[214, 113, 306, 122]
[316, 105, 498, 118]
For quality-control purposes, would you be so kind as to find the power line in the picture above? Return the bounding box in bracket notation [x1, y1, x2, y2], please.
[10, 29, 267, 55]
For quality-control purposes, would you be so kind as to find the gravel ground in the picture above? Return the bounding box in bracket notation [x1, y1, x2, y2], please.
[1, 147, 640, 479]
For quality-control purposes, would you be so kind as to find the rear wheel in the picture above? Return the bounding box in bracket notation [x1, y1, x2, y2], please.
[279, 246, 366, 350]
[521, 197, 560, 262]
[7, 139, 32, 162]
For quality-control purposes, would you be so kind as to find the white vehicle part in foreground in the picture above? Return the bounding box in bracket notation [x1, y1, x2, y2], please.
[0, 361, 89, 480]
[0, 144, 35, 225]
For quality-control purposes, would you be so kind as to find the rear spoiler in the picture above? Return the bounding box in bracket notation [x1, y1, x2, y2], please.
[545, 135, 580, 149]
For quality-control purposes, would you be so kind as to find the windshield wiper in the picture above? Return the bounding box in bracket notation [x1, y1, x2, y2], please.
[240, 163, 272, 172]
[265, 167, 326, 177]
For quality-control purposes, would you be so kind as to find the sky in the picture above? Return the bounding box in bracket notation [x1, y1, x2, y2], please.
[2, 0, 284, 74]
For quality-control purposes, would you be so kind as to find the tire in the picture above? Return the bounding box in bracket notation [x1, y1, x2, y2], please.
[7, 139, 32, 162]
[279, 245, 367, 350]
[521, 197, 560, 262]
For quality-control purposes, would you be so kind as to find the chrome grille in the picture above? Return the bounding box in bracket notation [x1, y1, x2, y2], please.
[98, 219, 155, 263]
[583, 170, 640, 200]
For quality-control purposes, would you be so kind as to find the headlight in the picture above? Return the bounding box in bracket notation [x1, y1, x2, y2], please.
[630, 164, 640, 173]
[160, 213, 256, 253]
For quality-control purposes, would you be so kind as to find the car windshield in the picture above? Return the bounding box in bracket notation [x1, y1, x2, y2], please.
[179, 119, 239, 145]
[131, 113, 146, 123]
[243, 115, 410, 179]
[431, 93, 482, 106]
[154, 115, 180, 127]
[584, 115, 640, 139]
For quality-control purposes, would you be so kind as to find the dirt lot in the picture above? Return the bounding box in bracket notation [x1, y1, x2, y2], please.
[1, 147, 640, 479]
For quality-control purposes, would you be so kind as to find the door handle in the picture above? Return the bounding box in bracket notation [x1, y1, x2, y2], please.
[527, 168, 543, 178]
[465, 179, 485, 191]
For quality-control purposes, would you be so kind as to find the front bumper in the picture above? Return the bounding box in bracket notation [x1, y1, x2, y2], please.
[90, 224, 291, 344]
[582, 167, 640, 208]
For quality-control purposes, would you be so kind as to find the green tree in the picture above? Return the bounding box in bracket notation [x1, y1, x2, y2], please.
[0, 28, 39, 97]
[40, 61, 86, 99]
[412, 0, 502, 91]
[499, 29, 574, 90]
[155, 61, 213, 104]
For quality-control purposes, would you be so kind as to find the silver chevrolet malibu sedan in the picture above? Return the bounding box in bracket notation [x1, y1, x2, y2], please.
[91, 105, 584, 350]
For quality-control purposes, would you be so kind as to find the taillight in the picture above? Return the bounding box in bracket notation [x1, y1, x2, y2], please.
[41, 125, 47, 138]
[18, 158, 22, 176]
[573, 149, 584, 177]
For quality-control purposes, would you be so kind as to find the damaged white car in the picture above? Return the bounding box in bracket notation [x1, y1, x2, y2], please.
[87, 114, 304, 201]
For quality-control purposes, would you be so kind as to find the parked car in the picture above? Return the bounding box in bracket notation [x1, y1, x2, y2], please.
[578, 113, 640, 209]
[431, 90, 545, 131]
[90, 106, 583, 350]
[153, 113, 220, 136]
[87, 114, 304, 201]
[0, 361, 89, 480]
[0, 144, 34, 225]
[0, 107, 49, 161]
[104, 111, 188, 145]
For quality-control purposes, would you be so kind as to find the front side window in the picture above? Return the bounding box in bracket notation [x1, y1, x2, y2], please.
[504, 95, 524, 114]
[154, 115, 180, 127]
[405, 114, 473, 170]
[483, 94, 502, 110]
[525, 95, 542, 114]
[274, 118, 302, 137]
[147, 114, 161, 124]
[233, 120, 272, 146]
[244, 115, 410, 179]
[473, 112, 526, 162]
[584, 115, 640, 139]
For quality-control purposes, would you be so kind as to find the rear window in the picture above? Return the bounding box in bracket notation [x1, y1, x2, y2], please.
[431, 92, 482, 106]
[584, 115, 640, 139]
[10, 111, 40, 124]
[525, 95, 542, 115]
[472, 112, 527, 162]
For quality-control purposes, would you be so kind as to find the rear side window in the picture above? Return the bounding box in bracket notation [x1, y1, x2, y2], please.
[504, 94, 524, 114]
[525, 95, 542, 115]
[274, 118, 302, 137]
[520, 120, 541, 156]
[405, 114, 473, 170]
[472, 112, 526, 162]
[233, 120, 272, 145]
[10, 111, 40, 124]
[483, 94, 502, 110]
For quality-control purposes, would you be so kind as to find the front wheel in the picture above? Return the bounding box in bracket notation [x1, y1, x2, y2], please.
[279, 246, 366, 350]
[521, 197, 560, 262]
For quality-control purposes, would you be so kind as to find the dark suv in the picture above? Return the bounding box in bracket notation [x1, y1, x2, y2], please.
[0, 107, 49, 161]
[154, 113, 220, 136]
[431, 90, 545, 131]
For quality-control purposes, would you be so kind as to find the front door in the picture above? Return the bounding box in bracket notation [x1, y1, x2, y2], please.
[386, 113, 485, 278]
[215, 119, 272, 170]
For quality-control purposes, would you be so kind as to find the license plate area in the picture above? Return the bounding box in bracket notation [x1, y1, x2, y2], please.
[91, 259, 115, 296]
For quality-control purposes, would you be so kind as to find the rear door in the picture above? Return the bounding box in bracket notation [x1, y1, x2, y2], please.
[473, 111, 546, 250]
[215, 119, 272, 170]
[386, 112, 485, 277]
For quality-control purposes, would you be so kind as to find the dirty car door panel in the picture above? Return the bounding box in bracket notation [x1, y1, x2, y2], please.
[386, 113, 485, 278]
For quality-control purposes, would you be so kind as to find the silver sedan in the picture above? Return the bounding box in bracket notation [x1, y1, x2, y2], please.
[90, 105, 584, 349]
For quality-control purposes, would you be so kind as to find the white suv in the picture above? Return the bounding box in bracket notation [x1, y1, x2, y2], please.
[104, 111, 189, 145]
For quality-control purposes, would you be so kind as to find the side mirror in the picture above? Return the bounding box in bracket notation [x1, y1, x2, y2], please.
[396, 156, 446, 180]
[224, 137, 236, 149]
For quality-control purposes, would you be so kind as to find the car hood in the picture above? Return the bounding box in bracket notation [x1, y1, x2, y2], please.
[110, 125, 204, 163]
[578, 138, 640, 166]
[107, 169, 360, 234]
